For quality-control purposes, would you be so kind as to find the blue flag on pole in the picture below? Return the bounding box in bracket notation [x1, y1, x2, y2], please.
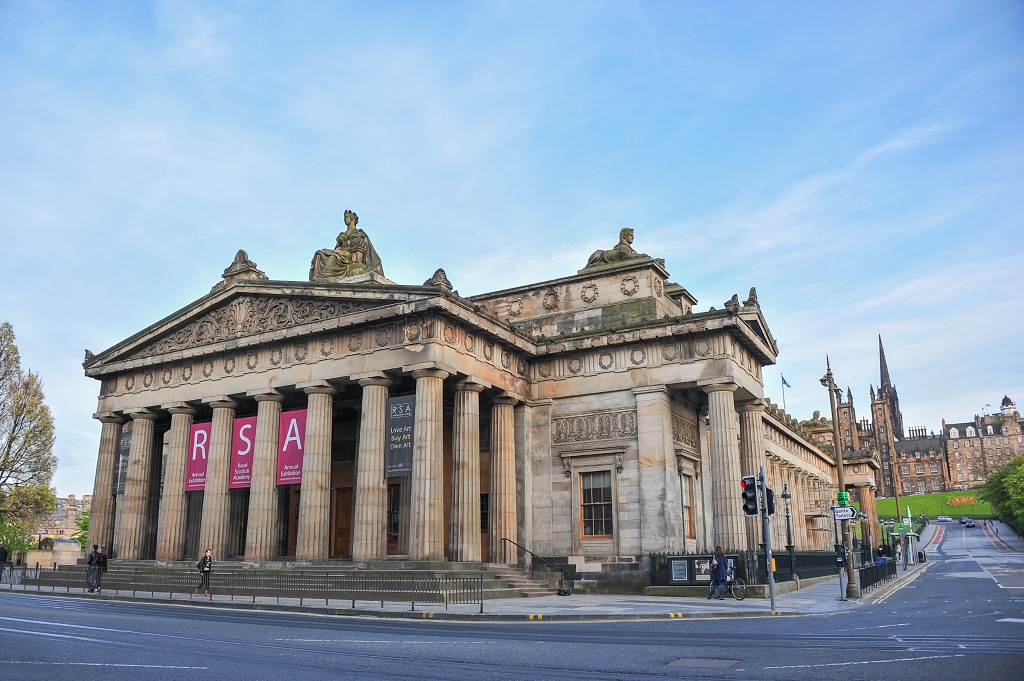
[781, 375, 791, 388]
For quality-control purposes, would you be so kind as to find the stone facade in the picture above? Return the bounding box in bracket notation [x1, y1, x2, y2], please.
[83, 220, 839, 583]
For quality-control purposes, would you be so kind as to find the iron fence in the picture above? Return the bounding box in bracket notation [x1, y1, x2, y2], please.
[12, 565, 484, 612]
[858, 557, 897, 593]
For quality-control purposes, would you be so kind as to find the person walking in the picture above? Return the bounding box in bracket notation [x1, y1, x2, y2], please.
[707, 546, 729, 600]
[195, 548, 212, 597]
[86, 544, 101, 592]
[0, 540, 8, 584]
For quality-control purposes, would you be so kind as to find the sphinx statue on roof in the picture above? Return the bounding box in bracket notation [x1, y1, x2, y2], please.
[583, 227, 654, 269]
[309, 210, 385, 281]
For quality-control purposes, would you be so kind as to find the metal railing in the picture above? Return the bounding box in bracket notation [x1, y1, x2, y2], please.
[858, 557, 897, 593]
[501, 538, 571, 595]
[12, 565, 484, 612]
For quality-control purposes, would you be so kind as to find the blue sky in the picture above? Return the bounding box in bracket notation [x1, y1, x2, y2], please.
[2, 1, 1022, 497]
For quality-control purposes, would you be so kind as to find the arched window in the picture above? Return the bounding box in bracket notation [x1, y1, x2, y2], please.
[949, 428, 959, 438]
[986, 425, 994, 435]
[966, 427, 976, 437]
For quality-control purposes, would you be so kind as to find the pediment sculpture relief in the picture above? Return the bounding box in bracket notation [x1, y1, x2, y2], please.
[309, 210, 385, 281]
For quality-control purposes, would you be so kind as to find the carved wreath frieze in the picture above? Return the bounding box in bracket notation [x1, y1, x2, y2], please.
[581, 283, 598, 304]
[552, 409, 638, 444]
[132, 295, 382, 359]
[621, 276, 639, 297]
[507, 299, 524, 317]
[654, 278, 663, 297]
[543, 291, 559, 311]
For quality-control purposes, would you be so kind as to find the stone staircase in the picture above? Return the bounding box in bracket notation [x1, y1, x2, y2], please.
[56, 558, 562, 599]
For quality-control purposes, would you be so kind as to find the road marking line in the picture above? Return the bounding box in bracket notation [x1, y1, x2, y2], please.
[0, 662, 207, 668]
[997, 618, 1024, 623]
[765, 654, 964, 669]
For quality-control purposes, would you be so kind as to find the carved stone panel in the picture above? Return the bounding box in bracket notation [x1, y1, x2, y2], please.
[671, 414, 699, 453]
[552, 409, 638, 445]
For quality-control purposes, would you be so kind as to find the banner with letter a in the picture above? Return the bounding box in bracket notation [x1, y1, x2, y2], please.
[186, 422, 212, 491]
[277, 408, 307, 485]
[385, 395, 415, 477]
[229, 415, 257, 488]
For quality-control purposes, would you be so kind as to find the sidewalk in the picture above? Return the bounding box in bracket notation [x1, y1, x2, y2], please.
[0, 552, 935, 622]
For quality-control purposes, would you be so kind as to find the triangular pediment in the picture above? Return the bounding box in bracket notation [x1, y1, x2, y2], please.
[90, 283, 443, 368]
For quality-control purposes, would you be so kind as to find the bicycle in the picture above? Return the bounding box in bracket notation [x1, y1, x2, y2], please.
[723, 569, 747, 600]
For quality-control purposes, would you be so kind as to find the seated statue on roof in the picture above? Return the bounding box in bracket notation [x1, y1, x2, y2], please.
[309, 210, 385, 281]
[584, 227, 649, 268]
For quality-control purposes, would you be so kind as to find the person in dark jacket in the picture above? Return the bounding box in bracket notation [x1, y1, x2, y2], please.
[195, 548, 212, 597]
[96, 546, 108, 592]
[86, 544, 101, 592]
[708, 546, 729, 600]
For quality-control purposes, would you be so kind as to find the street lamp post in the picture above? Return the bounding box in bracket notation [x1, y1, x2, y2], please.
[821, 357, 861, 598]
[782, 483, 796, 579]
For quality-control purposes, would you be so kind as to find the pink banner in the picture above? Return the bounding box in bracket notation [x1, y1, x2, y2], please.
[186, 422, 212, 491]
[277, 408, 307, 485]
[229, 415, 257, 489]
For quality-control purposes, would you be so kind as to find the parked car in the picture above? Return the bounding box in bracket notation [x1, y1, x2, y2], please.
[965, 519, 976, 528]
[960, 517, 970, 524]
[937, 515, 953, 522]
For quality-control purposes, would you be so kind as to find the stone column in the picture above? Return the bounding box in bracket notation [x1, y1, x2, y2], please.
[409, 369, 448, 561]
[449, 380, 485, 562]
[634, 386, 684, 553]
[737, 401, 767, 551]
[198, 398, 236, 559]
[796, 474, 811, 550]
[245, 390, 285, 561]
[119, 410, 158, 559]
[489, 396, 518, 564]
[87, 413, 125, 553]
[705, 384, 745, 550]
[296, 383, 337, 561]
[352, 375, 392, 561]
[155, 404, 197, 560]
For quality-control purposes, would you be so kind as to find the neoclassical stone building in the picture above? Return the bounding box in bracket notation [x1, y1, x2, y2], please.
[84, 218, 837, 578]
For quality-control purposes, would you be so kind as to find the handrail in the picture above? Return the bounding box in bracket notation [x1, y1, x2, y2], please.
[501, 538, 571, 596]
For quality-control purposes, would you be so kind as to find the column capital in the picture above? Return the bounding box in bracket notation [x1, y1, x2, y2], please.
[702, 382, 738, 395]
[163, 403, 199, 416]
[125, 408, 159, 421]
[252, 392, 286, 403]
[247, 387, 285, 402]
[736, 400, 766, 414]
[631, 385, 669, 397]
[491, 395, 518, 407]
[298, 380, 339, 396]
[93, 411, 126, 424]
[411, 368, 450, 381]
[454, 378, 488, 394]
[202, 396, 239, 410]
[357, 374, 394, 389]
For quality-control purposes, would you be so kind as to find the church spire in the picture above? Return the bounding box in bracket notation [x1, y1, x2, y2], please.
[879, 335, 892, 391]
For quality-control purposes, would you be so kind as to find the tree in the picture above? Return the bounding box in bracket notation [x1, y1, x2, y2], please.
[980, 456, 1024, 529]
[72, 508, 90, 550]
[0, 322, 57, 527]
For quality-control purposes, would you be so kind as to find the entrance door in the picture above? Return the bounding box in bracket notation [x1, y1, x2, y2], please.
[333, 487, 353, 557]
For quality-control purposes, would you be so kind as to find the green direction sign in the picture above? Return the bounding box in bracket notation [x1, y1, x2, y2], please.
[897, 523, 905, 531]
[836, 491, 850, 506]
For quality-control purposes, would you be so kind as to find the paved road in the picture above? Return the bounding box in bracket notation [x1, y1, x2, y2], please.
[0, 523, 1021, 680]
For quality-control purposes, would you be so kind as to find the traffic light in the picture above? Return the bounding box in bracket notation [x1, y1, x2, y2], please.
[765, 487, 776, 516]
[741, 475, 759, 516]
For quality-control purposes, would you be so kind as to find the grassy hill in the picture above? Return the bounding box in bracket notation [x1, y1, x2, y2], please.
[874, 491, 992, 519]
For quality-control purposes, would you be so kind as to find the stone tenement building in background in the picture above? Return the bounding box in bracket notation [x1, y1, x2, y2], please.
[35, 494, 92, 542]
[83, 215, 843, 588]
[941, 396, 1023, 489]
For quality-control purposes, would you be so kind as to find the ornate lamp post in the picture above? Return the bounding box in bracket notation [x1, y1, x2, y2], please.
[821, 357, 860, 598]
[782, 483, 796, 579]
